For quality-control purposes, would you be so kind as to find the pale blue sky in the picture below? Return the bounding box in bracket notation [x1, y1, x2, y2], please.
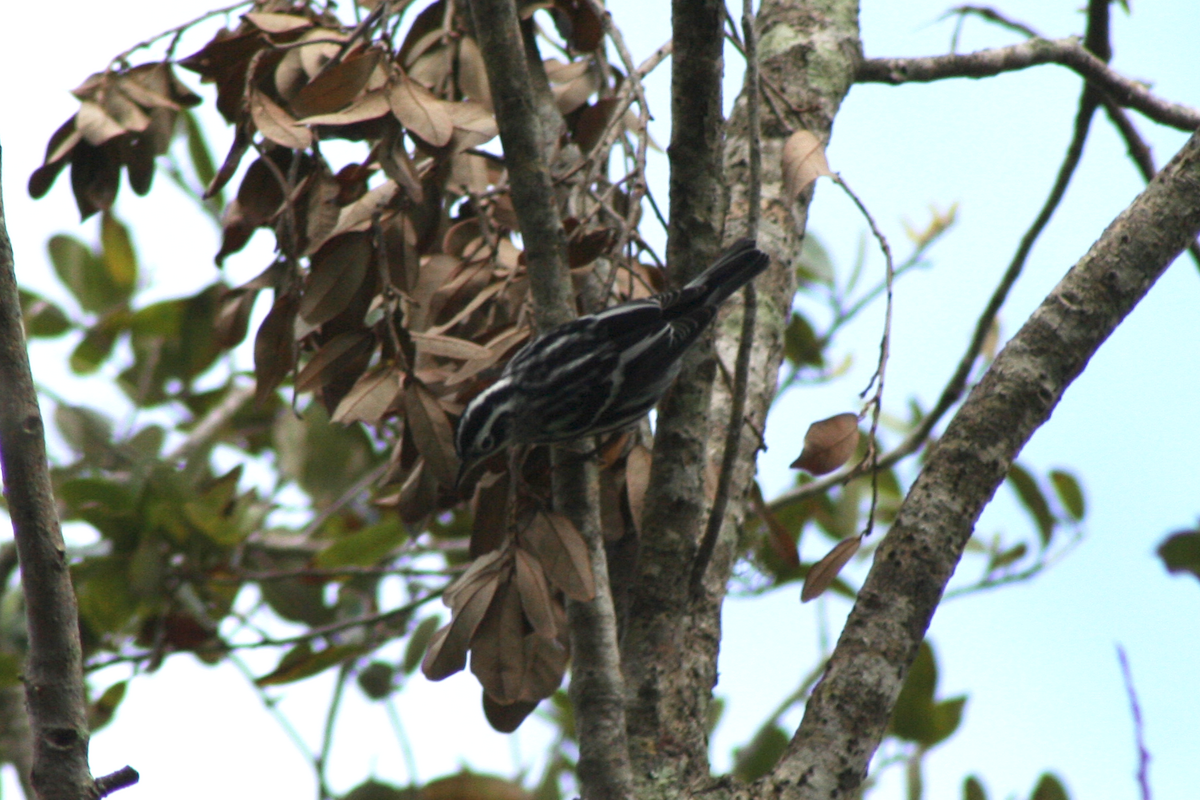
[1, 2, 1197, 799]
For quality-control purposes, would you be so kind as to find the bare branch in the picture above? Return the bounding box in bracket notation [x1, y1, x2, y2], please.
[1117, 645, 1153, 800]
[466, 0, 573, 330]
[467, 2, 632, 796]
[858, 37, 1200, 131]
[768, 128, 1200, 799]
[692, 0, 763, 594]
[0, 146, 106, 799]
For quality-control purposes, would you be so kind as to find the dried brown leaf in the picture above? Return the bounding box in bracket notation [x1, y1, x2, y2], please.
[299, 232, 372, 326]
[470, 580, 526, 704]
[388, 75, 454, 147]
[752, 481, 800, 569]
[376, 126, 424, 203]
[409, 330, 490, 360]
[446, 325, 530, 387]
[455, 36, 492, 108]
[514, 548, 557, 639]
[297, 331, 375, 392]
[298, 29, 349, 79]
[75, 101, 126, 146]
[444, 550, 508, 610]
[801, 535, 862, 602]
[791, 412, 860, 475]
[254, 292, 299, 402]
[624, 443, 652, 536]
[299, 88, 390, 125]
[471, 471, 509, 557]
[331, 364, 402, 424]
[552, 70, 598, 115]
[782, 129, 834, 201]
[327, 179, 399, 240]
[422, 571, 500, 681]
[206, 126, 250, 199]
[244, 11, 313, 34]
[483, 694, 539, 734]
[70, 141, 120, 220]
[521, 512, 595, 602]
[250, 90, 313, 149]
[520, 632, 568, 702]
[444, 100, 499, 152]
[402, 378, 459, 487]
[290, 49, 381, 119]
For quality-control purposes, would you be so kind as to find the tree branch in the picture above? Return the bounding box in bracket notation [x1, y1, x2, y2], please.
[622, 0, 729, 786]
[767, 128, 1200, 799]
[1, 147, 136, 798]
[857, 37, 1200, 131]
[465, 3, 632, 798]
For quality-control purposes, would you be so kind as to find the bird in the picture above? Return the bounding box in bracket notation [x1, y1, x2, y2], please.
[454, 238, 770, 487]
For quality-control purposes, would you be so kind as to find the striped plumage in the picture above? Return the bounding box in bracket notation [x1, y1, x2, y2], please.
[455, 238, 770, 486]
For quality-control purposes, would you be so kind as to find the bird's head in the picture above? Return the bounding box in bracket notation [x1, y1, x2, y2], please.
[454, 379, 518, 490]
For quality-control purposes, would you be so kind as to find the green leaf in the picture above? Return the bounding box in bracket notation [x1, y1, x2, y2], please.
[315, 517, 407, 569]
[74, 557, 138, 634]
[732, 724, 789, 782]
[784, 312, 823, 368]
[256, 642, 363, 686]
[357, 661, 395, 700]
[55, 404, 114, 461]
[260, 575, 337, 627]
[275, 403, 380, 510]
[342, 779, 410, 800]
[889, 640, 965, 747]
[183, 110, 219, 203]
[1007, 463, 1055, 547]
[926, 695, 966, 745]
[797, 234, 834, 285]
[403, 615, 442, 674]
[18, 289, 72, 337]
[1030, 773, 1069, 800]
[47, 234, 128, 313]
[89, 681, 128, 731]
[1049, 469, 1085, 520]
[57, 477, 139, 549]
[100, 212, 138, 301]
[988, 542, 1027, 572]
[0, 653, 22, 689]
[1158, 530, 1200, 583]
[964, 775, 988, 800]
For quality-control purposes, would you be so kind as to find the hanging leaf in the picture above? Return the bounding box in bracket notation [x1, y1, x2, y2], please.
[520, 512, 595, 602]
[801, 534, 860, 602]
[791, 413, 859, 475]
[782, 129, 833, 201]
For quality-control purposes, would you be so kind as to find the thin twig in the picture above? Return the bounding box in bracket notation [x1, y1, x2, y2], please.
[166, 381, 255, 462]
[690, 0, 762, 594]
[1117, 645, 1153, 800]
[316, 663, 351, 800]
[771, 59, 1105, 514]
[832, 176, 894, 539]
[94, 766, 140, 798]
[110, 1, 253, 66]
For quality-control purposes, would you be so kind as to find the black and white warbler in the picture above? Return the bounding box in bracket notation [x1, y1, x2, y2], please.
[455, 238, 770, 486]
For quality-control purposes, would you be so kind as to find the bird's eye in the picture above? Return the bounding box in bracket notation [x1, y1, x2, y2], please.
[479, 434, 496, 454]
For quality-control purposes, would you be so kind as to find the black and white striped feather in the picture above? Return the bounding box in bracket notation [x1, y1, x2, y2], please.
[455, 239, 770, 484]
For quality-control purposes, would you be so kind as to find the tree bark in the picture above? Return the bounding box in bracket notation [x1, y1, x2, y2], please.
[0, 148, 98, 799]
[464, 3, 633, 798]
[766, 127, 1200, 799]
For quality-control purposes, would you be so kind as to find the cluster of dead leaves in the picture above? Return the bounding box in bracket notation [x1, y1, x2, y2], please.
[29, 0, 667, 731]
[29, 63, 201, 219]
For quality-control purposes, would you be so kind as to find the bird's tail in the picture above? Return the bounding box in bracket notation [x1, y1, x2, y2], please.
[686, 238, 771, 307]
